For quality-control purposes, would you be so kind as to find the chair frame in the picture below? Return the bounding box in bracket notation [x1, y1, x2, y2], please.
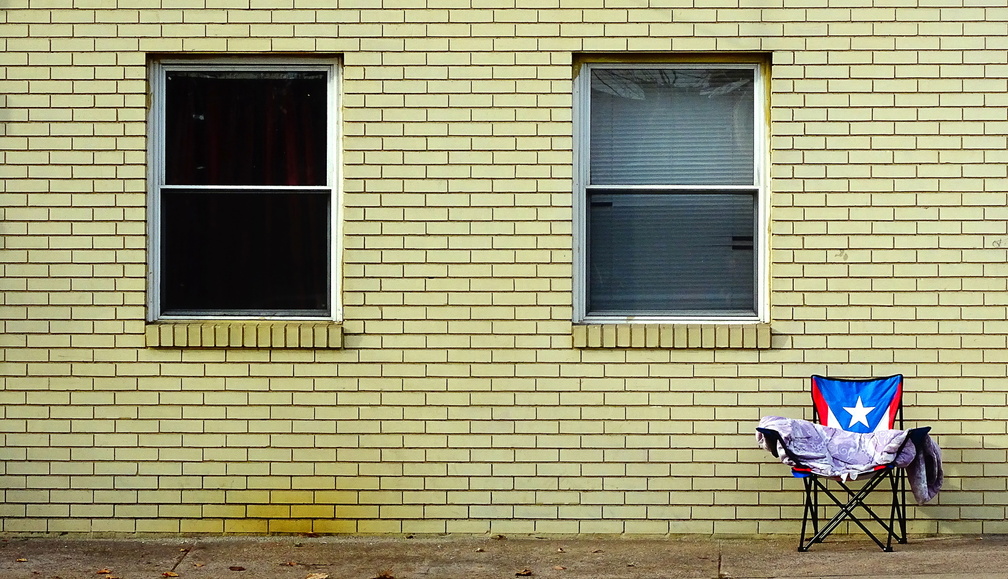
[758, 374, 929, 552]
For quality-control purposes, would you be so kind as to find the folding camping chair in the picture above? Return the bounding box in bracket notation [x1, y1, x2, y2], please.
[757, 374, 931, 552]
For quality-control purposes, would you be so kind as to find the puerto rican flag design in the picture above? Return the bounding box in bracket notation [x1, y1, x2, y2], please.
[811, 375, 903, 434]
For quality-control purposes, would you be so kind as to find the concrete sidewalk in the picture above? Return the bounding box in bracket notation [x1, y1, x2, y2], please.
[0, 534, 1006, 579]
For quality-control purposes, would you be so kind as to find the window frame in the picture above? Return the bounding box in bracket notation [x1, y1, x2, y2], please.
[146, 57, 342, 322]
[572, 60, 769, 325]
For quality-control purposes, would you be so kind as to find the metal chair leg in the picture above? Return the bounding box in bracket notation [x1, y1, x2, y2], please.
[800, 471, 901, 552]
[799, 477, 815, 552]
[897, 470, 908, 543]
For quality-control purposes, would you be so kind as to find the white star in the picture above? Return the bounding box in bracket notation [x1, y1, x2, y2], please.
[843, 396, 876, 429]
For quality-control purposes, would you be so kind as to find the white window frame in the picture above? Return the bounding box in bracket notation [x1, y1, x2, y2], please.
[146, 57, 342, 322]
[572, 61, 769, 325]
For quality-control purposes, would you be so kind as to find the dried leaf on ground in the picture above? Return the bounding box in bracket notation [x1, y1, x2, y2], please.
[556, 547, 565, 553]
[553, 566, 566, 570]
[306, 574, 329, 579]
[372, 570, 395, 579]
[229, 566, 246, 571]
[192, 563, 205, 568]
[16, 559, 27, 563]
[492, 534, 507, 540]
[97, 570, 111, 574]
[516, 569, 533, 576]
[591, 549, 603, 554]
[281, 561, 297, 566]
[475, 548, 485, 552]
[162, 572, 178, 578]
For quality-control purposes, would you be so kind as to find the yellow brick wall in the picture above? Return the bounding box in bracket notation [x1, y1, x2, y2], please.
[2, 0, 1007, 534]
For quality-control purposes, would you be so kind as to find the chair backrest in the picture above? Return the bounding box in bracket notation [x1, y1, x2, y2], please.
[811, 374, 903, 433]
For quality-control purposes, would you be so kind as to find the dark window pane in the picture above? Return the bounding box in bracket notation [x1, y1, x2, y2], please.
[165, 71, 328, 186]
[587, 191, 756, 316]
[161, 191, 329, 315]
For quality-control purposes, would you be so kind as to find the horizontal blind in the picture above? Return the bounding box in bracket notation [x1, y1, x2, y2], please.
[587, 191, 756, 316]
[589, 68, 755, 187]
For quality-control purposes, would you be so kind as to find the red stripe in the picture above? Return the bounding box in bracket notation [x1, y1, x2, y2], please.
[811, 376, 830, 426]
[884, 381, 903, 430]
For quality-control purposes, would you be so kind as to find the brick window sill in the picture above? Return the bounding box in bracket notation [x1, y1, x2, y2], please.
[572, 323, 771, 349]
[145, 321, 343, 349]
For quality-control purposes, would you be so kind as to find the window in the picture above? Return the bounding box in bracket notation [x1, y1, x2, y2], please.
[574, 62, 767, 323]
[148, 59, 339, 320]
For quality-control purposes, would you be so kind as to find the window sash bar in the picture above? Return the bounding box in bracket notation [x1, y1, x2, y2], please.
[159, 311, 329, 320]
[583, 314, 762, 325]
[586, 184, 759, 192]
[161, 184, 332, 193]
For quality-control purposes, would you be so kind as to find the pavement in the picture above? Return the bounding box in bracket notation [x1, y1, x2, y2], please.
[0, 534, 1006, 579]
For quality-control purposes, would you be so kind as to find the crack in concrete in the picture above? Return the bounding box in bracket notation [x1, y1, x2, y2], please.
[169, 545, 193, 572]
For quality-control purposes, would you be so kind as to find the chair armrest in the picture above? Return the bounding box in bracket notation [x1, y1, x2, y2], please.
[907, 426, 931, 446]
[757, 427, 814, 471]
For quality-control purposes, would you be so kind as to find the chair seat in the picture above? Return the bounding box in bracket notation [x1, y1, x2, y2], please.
[758, 416, 916, 481]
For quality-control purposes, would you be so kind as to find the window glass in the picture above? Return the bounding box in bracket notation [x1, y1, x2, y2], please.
[590, 68, 754, 187]
[161, 191, 329, 315]
[588, 191, 755, 315]
[164, 71, 328, 187]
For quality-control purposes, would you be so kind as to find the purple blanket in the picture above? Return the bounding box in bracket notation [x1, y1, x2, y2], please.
[757, 416, 942, 504]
